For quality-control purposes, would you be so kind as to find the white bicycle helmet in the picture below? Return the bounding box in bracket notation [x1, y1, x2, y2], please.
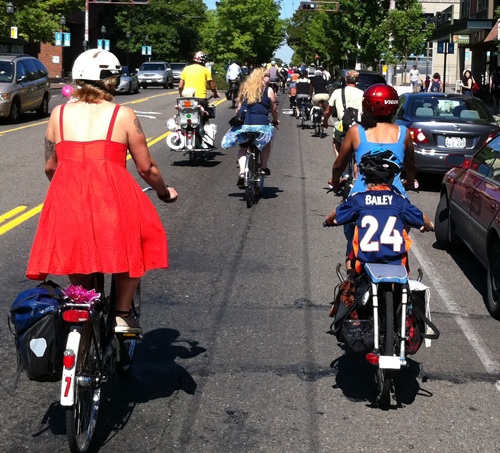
[72, 49, 122, 81]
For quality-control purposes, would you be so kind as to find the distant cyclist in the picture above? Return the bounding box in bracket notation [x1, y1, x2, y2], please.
[322, 70, 363, 158]
[295, 69, 312, 118]
[310, 70, 329, 108]
[269, 61, 280, 93]
[226, 59, 242, 101]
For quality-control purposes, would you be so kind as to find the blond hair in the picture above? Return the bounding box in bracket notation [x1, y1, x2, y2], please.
[72, 77, 119, 104]
[237, 67, 267, 106]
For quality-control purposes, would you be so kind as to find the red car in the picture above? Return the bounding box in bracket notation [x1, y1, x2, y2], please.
[435, 135, 500, 319]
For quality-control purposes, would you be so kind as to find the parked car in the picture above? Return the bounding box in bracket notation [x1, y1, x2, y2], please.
[0, 54, 51, 123]
[116, 66, 139, 94]
[137, 61, 174, 89]
[435, 137, 500, 319]
[394, 92, 499, 173]
[169, 62, 187, 85]
[333, 69, 386, 91]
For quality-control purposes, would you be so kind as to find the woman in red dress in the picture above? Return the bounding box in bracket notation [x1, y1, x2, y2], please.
[27, 49, 178, 334]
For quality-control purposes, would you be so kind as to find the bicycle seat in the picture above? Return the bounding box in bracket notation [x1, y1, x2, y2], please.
[364, 263, 408, 284]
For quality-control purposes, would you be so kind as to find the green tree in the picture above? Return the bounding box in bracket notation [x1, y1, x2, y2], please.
[1, 0, 83, 43]
[286, 0, 430, 70]
[201, 0, 286, 65]
[114, 0, 208, 61]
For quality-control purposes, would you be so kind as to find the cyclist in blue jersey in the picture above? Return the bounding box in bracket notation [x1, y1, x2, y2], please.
[325, 149, 434, 278]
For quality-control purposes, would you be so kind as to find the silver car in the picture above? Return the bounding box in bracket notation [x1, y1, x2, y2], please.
[116, 66, 140, 94]
[169, 62, 187, 85]
[137, 61, 174, 89]
[0, 54, 51, 123]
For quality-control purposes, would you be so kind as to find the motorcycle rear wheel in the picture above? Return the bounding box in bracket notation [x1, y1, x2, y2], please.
[376, 289, 394, 407]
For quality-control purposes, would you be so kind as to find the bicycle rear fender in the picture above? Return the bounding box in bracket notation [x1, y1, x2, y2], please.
[60, 330, 81, 406]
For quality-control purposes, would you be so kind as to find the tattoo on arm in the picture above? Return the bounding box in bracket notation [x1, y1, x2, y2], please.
[134, 118, 144, 135]
[45, 137, 56, 162]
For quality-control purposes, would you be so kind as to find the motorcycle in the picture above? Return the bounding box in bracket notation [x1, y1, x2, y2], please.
[324, 226, 440, 408]
[166, 97, 217, 166]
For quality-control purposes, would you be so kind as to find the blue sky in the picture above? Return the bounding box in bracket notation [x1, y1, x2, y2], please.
[203, 0, 295, 63]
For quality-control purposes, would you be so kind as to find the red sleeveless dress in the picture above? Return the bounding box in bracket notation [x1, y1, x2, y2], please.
[27, 104, 169, 280]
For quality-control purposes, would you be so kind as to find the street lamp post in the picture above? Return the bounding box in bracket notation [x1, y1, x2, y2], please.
[126, 31, 131, 68]
[145, 35, 149, 62]
[6, 2, 14, 52]
[60, 15, 66, 79]
[101, 25, 106, 49]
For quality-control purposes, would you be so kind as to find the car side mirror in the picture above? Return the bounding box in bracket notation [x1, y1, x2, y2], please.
[17, 75, 28, 83]
[135, 69, 140, 73]
[445, 154, 466, 168]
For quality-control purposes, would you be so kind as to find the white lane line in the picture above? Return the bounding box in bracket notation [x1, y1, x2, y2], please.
[411, 239, 500, 392]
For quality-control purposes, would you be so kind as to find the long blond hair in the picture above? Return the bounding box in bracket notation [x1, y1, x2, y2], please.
[237, 67, 267, 106]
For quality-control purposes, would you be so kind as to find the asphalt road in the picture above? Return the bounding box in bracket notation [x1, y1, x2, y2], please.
[0, 86, 499, 452]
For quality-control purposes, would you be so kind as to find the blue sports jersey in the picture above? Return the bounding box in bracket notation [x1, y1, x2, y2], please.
[335, 186, 424, 272]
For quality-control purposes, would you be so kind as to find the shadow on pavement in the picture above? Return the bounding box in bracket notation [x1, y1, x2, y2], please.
[37, 328, 206, 451]
[331, 348, 429, 409]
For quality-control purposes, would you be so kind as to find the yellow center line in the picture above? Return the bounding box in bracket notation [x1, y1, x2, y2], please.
[0, 204, 43, 236]
[0, 206, 27, 224]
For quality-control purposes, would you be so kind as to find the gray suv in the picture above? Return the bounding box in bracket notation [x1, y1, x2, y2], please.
[0, 54, 51, 123]
[137, 61, 174, 89]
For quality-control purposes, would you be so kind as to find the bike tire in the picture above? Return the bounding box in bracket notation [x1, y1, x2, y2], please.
[301, 109, 305, 130]
[314, 121, 320, 136]
[117, 281, 142, 376]
[245, 152, 256, 208]
[377, 288, 394, 407]
[66, 313, 102, 453]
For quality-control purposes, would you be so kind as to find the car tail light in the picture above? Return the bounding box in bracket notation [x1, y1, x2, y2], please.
[366, 353, 379, 364]
[63, 349, 75, 369]
[409, 127, 429, 144]
[63, 310, 89, 322]
[483, 133, 496, 146]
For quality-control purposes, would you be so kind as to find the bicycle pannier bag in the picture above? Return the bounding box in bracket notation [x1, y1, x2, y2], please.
[9, 281, 65, 382]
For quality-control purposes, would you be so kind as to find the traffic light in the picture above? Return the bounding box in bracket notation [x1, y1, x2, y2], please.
[300, 2, 317, 10]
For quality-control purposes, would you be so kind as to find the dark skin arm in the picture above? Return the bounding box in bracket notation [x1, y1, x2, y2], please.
[402, 128, 417, 189]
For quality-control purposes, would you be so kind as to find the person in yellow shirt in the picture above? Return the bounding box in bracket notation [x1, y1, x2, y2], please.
[178, 51, 219, 101]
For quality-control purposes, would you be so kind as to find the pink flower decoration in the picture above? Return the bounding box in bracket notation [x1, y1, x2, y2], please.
[63, 285, 101, 304]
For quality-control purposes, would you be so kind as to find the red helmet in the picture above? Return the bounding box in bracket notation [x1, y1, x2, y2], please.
[362, 83, 399, 117]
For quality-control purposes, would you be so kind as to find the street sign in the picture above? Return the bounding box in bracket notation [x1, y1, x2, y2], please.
[448, 43, 454, 54]
[142, 46, 152, 55]
[98, 39, 110, 50]
[10, 27, 17, 39]
[55, 32, 62, 46]
[147, 46, 152, 55]
[437, 42, 444, 54]
[63, 33, 71, 47]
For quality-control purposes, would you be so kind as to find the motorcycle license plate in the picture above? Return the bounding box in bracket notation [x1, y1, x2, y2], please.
[445, 137, 466, 148]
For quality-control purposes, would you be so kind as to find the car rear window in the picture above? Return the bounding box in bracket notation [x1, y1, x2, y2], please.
[140, 63, 165, 71]
[357, 74, 386, 90]
[409, 96, 492, 121]
[0, 61, 14, 82]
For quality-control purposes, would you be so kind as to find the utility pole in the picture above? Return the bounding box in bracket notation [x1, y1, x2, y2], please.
[386, 0, 396, 86]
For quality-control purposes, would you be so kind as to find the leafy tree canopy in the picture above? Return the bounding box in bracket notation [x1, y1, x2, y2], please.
[201, 0, 286, 65]
[1, 0, 83, 43]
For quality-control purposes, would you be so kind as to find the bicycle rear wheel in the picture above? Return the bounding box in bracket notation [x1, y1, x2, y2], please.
[66, 313, 102, 453]
[117, 281, 141, 376]
[245, 152, 256, 208]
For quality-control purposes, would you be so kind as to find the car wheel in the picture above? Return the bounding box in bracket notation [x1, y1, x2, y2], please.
[487, 241, 500, 320]
[164, 80, 169, 89]
[9, 98, 20, 123]
[169, 77, 174, 89]
[134, 83, 140, 94]
[434, 194, 459, 249]
[36, 93, 49, 117]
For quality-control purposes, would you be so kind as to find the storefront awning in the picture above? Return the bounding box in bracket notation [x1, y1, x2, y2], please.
[484, 20, 499, 42]
[430, 18, 496, 42]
